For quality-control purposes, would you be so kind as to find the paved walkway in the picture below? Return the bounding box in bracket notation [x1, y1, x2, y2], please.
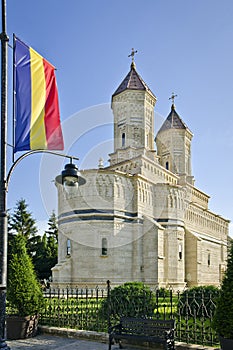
[7, 334, 143, 350]
[6, 327, 220, 350]
[6, 335, 220, 350]
[7, 334, 109, 350]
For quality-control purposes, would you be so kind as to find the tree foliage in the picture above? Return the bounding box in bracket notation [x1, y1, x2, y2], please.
[213, 241, 233, 339]
[8, 198, 38, 256]
[7, 234, 44, 316]
[8, 198, 37, 239]
[32, 211, 58, 280]
[8, 199, 58, 281]
[45, 210, 58, 241]
[100, 282, 156, 321]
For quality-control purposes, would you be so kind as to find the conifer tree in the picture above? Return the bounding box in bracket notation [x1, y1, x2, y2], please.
[8, 200, 58, 281]
[213, 240, 233, 339]
[7, 234, 43, 316]
[32, 211, 58, 280]
[45, 210, 58, 242]
[8, 198, 37, 239]
[8, 198, 38, 257]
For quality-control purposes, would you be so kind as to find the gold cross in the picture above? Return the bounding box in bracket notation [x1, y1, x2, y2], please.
[128, 48, 138, 62]
[169, 92, 178, 105]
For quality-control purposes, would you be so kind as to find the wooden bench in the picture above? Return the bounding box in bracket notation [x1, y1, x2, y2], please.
[108, 317, 175, 349]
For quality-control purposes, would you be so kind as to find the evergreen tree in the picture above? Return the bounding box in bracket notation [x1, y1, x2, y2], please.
[32, 212, 58, 280]
[46, 211, 58, 266]
[213, 240, 233, 339]
[7, 234, 43, 316]
[8, 198, 37, 238]
[8, 199, 38, 256]
[8, 200, 58, 281]
[45, 210, 58, 242]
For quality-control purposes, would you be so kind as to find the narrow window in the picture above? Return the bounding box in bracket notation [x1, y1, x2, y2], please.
[102, 238, 108, 256]
[166, 161, 169, 170]
[178, 243, 182, 260]
[208, 253, 210, 266]
[122, 133, 125, 147]
[67, 239, 71, 256]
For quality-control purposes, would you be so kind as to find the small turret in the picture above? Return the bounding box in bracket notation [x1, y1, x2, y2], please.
[156, 95, 193, 184]
[111, 50, 157, 159]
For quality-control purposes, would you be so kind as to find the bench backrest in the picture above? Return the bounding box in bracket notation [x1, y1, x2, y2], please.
[120, 317, 175, 336]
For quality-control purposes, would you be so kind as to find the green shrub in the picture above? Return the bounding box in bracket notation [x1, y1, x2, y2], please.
[100, 281, 156, 320]
[7, 234, 44, 316]
[178, 285, 219, 318]
[155, 287, 170, 298]
[213, 241, 233, 339]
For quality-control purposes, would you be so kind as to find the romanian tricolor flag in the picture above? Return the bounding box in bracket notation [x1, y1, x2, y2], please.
[13, 36, 64, 152]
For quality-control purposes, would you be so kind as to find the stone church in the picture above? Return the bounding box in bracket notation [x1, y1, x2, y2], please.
[52, 58, 229, 290]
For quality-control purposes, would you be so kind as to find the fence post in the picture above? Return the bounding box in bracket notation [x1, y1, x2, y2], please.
[169, 288, 173, 319]
[107, 280, 111, 331]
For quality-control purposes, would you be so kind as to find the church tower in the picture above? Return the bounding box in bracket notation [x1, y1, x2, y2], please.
[156, 98, 194, 185]
[110, 50, 157, 165]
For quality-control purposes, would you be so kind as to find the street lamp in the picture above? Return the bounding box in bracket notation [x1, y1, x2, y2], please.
[55, 161, 85, 196]
[62, 162, 80, 187]
[2, 152, 84, 349]
[1, 151, 83, 350]
[0, 1, 84, 348]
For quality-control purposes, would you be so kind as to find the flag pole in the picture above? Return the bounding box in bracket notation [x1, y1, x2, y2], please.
[12, 33, 15, 163]
[0, 0, 10, 348]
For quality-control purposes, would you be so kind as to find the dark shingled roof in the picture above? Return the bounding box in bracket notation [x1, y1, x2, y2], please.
[158, 104, 188, 133]
[112, 62, 156, 98]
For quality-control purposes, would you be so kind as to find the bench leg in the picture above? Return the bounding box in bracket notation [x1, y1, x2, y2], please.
[166, 340, 175, 350]
[108, 336, 113, 350]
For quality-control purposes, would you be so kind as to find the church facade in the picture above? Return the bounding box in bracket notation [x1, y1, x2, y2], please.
[52, 59, 229, 290]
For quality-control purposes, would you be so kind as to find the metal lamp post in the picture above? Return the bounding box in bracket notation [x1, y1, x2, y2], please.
[0, 1, 84, 348]
[0, 149, 82, 349]
[0, 148, 82, 349]
[0, 0, 9, 348]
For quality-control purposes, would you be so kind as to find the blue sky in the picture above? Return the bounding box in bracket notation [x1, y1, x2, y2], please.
[4, 0, 233, 235]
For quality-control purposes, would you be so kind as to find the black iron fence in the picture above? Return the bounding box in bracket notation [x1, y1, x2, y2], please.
[40, 282, 220, 347]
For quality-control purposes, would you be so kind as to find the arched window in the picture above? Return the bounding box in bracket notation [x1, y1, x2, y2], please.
[122, 133, 125, 147]
[102, 238, 108, 256]
[67, 239, 71, 256]
[166, 161, 169, 170]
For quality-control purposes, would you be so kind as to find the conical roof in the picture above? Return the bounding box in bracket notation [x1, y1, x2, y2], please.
[112, 62, 156, 98]
[157, 104, 188, 133]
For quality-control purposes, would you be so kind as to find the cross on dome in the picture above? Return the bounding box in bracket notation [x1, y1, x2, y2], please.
[128, 48, 138, 62]
[128, 48, 138, 69]
[169, 92, 178, 109]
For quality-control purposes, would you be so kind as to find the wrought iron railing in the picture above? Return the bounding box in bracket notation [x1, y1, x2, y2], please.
[39, 282, 220, 347]
[40, 286, 109, 331]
